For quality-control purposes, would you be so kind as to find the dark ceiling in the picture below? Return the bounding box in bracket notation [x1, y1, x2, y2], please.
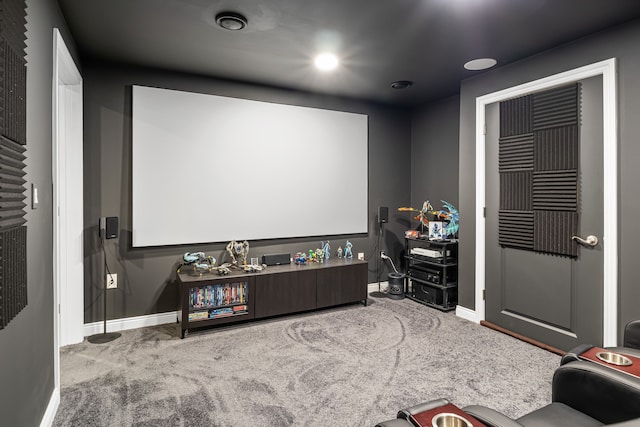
[56, 0, 640, 107]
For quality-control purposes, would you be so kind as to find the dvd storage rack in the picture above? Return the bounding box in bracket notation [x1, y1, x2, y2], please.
[187, 281, 250, 322]
[404, 237, 458, 311]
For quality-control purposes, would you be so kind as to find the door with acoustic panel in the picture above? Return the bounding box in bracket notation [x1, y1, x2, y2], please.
[484, 77, 604, 351]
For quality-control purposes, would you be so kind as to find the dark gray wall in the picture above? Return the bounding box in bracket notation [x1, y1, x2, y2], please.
[83, 62, 412, 322]
[411, 95, 460, 212]
[458, 19, 640, 337]
[0, 1, 78, 425]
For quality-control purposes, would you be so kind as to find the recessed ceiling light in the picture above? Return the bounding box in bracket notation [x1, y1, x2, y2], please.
[464, 58, 497, 71]
[215, 11, 248, 31]
[391, 80, 413, 89]
[314, 53, 338, 71]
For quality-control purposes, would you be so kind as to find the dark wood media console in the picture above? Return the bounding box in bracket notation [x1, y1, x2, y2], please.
[176, 258, 368, 338]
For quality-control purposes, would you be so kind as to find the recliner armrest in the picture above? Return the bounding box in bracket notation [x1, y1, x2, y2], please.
[561, 343, 594, 365]
[462, 405, 524, 427]
[624, 320, 640, 350]
[397, 398, 451, 419]
[375, 419, 414, 427]
[605, 346, 640, 359]
[563, 343, 640, 363]
[553, 360, 640, 424]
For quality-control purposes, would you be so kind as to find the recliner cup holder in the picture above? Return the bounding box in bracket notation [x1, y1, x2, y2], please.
[431, 413, 472, 427]
[596, 351, 633, 366]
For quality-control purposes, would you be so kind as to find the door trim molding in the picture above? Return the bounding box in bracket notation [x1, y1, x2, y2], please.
[52, 27, 83, 416]
[472, 58, 618, 346]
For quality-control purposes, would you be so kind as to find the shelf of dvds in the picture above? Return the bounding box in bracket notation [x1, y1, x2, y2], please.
[177, 258, 367, 338]
[178, 275, 256, 337]
[404, 237, 458, 311]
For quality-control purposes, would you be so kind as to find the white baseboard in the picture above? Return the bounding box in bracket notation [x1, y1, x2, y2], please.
[83, 311, 178, 337]
[455, 305, 480, 323]
[82, 280, 387, 337]
[83, 281, 396, 337]
[39, 387, 59, 427]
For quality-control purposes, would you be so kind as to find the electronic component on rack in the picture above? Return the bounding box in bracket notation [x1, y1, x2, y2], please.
[410, 247, 451, 258]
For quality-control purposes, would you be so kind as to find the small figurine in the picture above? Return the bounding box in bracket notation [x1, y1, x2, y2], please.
[322, 241, 331, 260]
[294, 252, 307, 265]
[308, 250, 317, 262]
[337, 246, 343, 258]
[226, 240, 250, 267]
[215, 263, 231, 275]
[316, 247, 325, 263]
[344, 240, 353, 259]
[242, 263, 265, 273]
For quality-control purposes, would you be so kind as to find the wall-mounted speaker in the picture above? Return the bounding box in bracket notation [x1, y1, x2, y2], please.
[379, 206, 388, 223]
[99, 216, 119, 240]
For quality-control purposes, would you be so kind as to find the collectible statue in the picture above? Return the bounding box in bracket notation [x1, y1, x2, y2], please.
[179, 252, 216, 274]
[344, 240, 353, 259]
[294, 252, 307, 265]
[398, 200, 433, 229]
[226, 240, 250, 267]
[322, 241, 331, 260]
[398, 199, 459, 239]
[315, 247, 325, 263]
[242, 263, 265, 273]
[440, 200, 459, 238]
[337, 246, 343, 258]
[215, 263, 232, 275]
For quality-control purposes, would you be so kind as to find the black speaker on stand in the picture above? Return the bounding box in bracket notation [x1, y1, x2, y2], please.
[88, 217, 121, 344]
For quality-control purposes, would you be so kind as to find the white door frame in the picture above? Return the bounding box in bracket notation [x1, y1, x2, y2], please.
[52, 28, 84, 391]
[472, 58, 618, 346]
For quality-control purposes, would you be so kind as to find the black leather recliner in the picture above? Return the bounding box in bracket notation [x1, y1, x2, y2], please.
[375, 359, 640, 427]
[607, 320, 640, 356]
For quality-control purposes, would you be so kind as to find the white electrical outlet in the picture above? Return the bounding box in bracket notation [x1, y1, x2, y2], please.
[357, 252, 365, 260]
[106, 273, 117, 289]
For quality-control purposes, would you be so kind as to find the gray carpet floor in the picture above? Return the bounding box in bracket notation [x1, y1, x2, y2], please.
[54, 293, 560, 426]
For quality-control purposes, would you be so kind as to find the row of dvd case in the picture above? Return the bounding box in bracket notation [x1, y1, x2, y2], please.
[188, 304, 249, 322]
[189, 281, 248, 310]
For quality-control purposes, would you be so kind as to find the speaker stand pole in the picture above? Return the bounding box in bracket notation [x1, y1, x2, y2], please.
[88, 235, 121, 344]
[378, 221, 384, 292]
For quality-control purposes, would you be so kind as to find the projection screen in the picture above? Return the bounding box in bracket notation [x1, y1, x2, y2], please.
[132, 85, 368, 247]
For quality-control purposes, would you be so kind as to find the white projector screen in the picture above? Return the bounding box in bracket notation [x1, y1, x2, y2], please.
[132, 85, 368, 247]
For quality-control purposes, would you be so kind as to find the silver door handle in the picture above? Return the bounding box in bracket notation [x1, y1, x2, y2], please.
[572, 235, 598, 248]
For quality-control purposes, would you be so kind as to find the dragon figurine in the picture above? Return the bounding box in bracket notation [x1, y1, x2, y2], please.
[439, 200, 459, 238]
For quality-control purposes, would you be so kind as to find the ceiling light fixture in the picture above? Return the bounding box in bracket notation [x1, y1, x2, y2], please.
[464, 58, 497, 71]
[391, 80, 413, 89]
[314, 53, 339, 71]
[215, 11, 248, 31]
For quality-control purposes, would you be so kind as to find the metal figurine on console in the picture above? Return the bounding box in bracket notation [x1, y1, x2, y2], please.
[226, 240, 250, 267]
